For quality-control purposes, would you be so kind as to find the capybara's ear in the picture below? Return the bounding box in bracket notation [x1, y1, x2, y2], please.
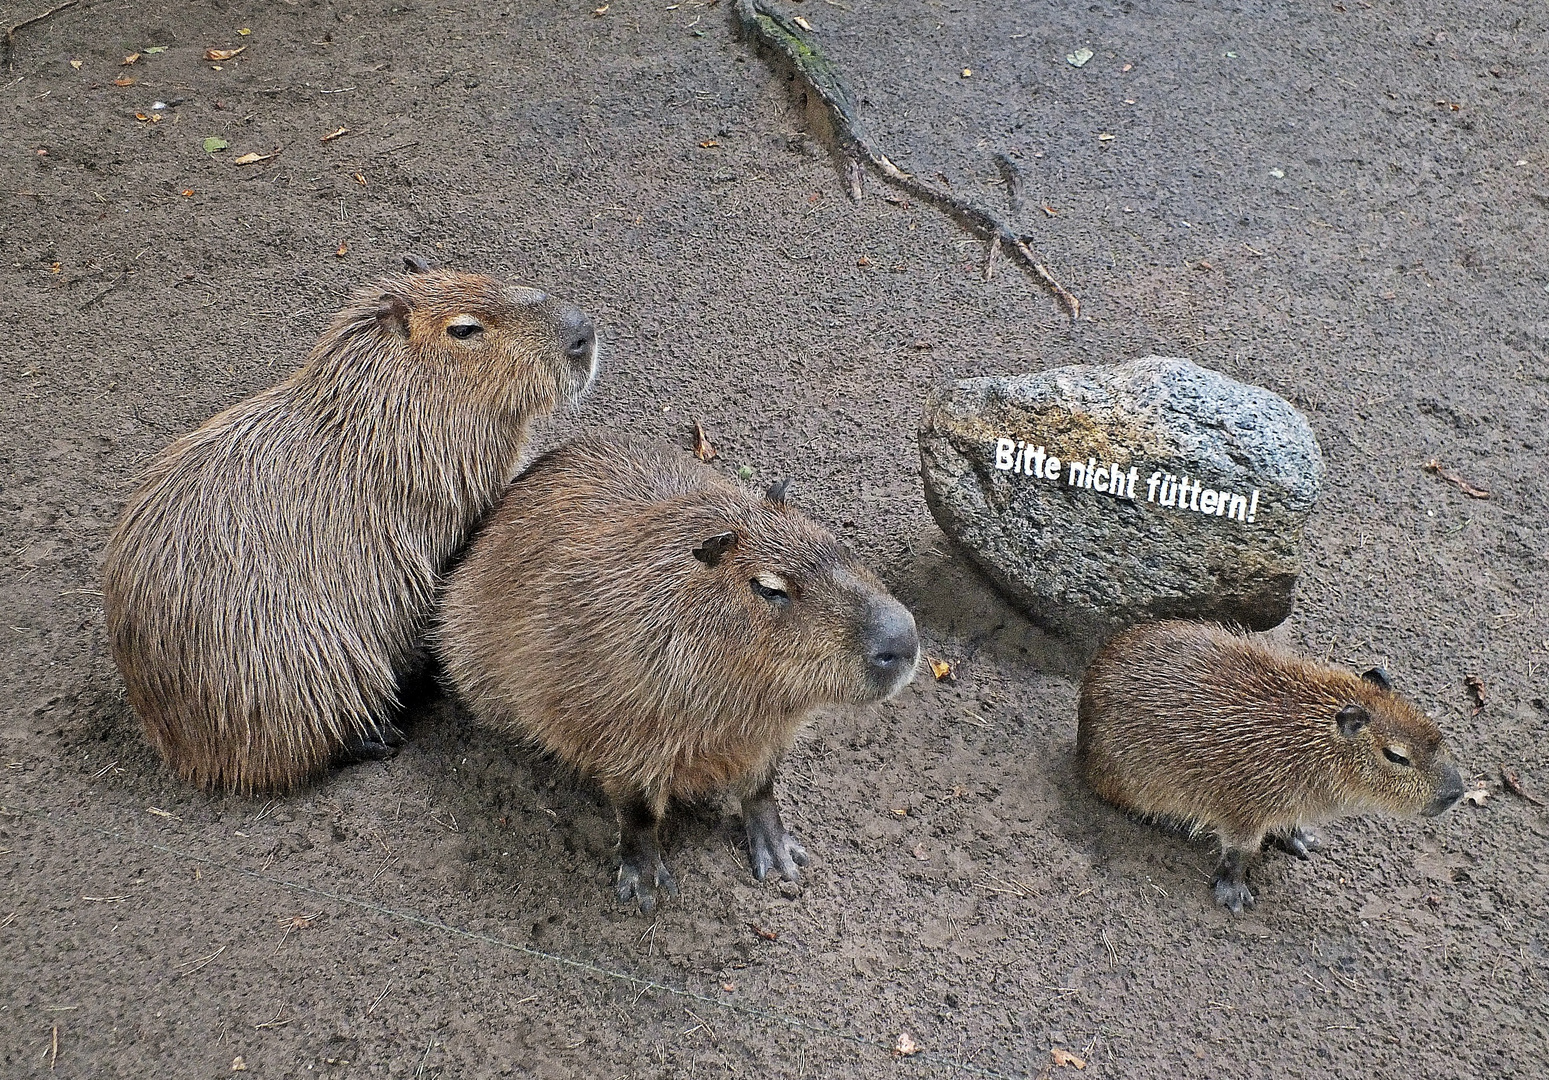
[1360, 666, 1392, 691]
[692, 531, 738, 567]
[1336, 703, 1371, 737]
[766, 478, 791, 505]
[376, 292, 413, 339]
[402, 253, 434, 274]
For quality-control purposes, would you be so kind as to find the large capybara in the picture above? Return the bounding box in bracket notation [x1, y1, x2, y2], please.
[102, 257, 597, 794]
[1077, 620, 1465, 911]
[435, 436, 921, 913]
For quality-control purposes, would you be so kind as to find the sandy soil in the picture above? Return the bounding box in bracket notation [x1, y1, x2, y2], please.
[2, 1, 1546, 1077]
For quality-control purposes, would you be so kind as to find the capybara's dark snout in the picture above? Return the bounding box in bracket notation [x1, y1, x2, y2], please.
[558, 305, 596, 363]
[1424, 763, 1465, 817]
[864, 600, 920, 699]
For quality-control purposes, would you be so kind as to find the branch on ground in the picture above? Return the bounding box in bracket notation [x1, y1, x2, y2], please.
[733, 0, 1081, 320]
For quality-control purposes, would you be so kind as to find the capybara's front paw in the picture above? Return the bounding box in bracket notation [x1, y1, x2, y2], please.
[616, 855, 678, 915]
[1268, 826, 1323, 861]
[746, 816, 808, 883]
[1212, 875, 1256, 913]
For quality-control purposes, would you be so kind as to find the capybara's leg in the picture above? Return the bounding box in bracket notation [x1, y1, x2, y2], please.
[741, 771, 808, 883]
[608, 788, 677, 915]
[1266, 826, 1323, 860]
[337, 718, 406, 763]
[1211, 845, 1256, 913]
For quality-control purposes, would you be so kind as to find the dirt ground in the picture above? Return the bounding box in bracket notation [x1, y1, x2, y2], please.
[3, 0, 1547, 1076]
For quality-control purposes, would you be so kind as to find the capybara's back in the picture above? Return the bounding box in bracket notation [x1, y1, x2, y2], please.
[102, 261, 597, 793]
[436, 436, 920, 912]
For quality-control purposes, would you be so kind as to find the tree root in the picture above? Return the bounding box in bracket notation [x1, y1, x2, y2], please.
[4, 1, 78, 72]
[733, 0, 1080, 320]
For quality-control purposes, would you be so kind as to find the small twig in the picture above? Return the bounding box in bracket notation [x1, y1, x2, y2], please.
[254, 1004, 291, 1030]
[177, 944, 227, 975]
[993, 151, 1025, 213]
[50, 1022, 59, 1069]
[983, 233, 1001, 281]
[78, 272, 128, 313]
[4, 1, 78, 72]
[366, 980, 393, 1016]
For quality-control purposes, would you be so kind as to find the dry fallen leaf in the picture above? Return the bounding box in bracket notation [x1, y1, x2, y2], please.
[231, 1057, 247, 1073]
[204, 46, 247, 61]
[927, 657, 954, 681]
[1052, 1047, 1088, 1069]
[49, 262, 62, 274]
[354, 173, 367, 185]
[181, 188, 195, 197]
[894, 1032, 921, 1057]
[749, 923, 777, 941]
[1464, 675, 1489, 713]
[1500, 766, 1545, 807]
[70, 59, 83, 70]
[114, 76, 135, 87]
[1461, 786, 1490, 806]
[134, 112, 161, 123]
[698, 139, 719, 148]
[593, 5, 609, 15]
[335, 241, 349, 257]
[692, 420, 716, 462]
[232, 151, 275, 165]
[321, 126, 348, 143]
[1422, 458, 1490, 499]
[793, 16, 814, 32]
[122, 52, 140, 65]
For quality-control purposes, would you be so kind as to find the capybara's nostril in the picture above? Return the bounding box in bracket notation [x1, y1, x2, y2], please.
[866, 603, 920, 692]
[1425, 763, 1465, 817]
[559, 305, 595, 363]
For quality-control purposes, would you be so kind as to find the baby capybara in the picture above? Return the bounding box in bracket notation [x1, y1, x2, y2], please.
[1078, 620, 1465, 911]
[102, 257, 597, 794]
[436, 436, 921, 914]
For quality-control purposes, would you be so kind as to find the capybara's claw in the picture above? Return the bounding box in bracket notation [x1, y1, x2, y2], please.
[747, 820, 808, 883]
[1269, 827, 1322, 861]
[1212, 876, 1256, 913]
[616, 856, 677, 914]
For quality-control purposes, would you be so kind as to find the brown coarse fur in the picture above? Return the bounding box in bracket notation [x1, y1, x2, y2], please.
[1077, 620, 1464, 908]
[435, 435, 919, 910]
[101, 262, 598, 795]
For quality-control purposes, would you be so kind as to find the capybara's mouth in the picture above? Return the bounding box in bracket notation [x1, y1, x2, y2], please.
[1423, 787, 1464, 817]
[568, 339, 600, 400]
[1424, 764, 1465, 817]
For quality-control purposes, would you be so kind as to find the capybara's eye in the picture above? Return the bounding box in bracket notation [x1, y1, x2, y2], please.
[750, 577, 789, 605]
[1382, 746, 1412, 767]
[447, 321, 484, 340]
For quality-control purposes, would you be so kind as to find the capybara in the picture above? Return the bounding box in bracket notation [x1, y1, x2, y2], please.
[102, 257, 597, 794]
[435, 436, 921, 913]
[1077, 620, 1464, 911]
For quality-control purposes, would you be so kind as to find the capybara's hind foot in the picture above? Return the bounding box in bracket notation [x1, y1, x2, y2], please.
[340, 720, 406, 763]
[1211, 847, 1256, 913]
[616, 855, 677, 916]
[1267, 826, 1323, 861]
[743, 794, 808, 883]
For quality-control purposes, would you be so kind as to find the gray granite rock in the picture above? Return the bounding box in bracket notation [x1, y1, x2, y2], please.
[919, 357, 1323, 634]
